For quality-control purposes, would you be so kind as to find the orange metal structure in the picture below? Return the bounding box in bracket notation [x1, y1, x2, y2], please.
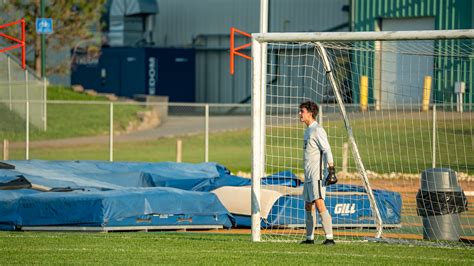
[0, 18, 26, 69]
[230, 27, 251, 75]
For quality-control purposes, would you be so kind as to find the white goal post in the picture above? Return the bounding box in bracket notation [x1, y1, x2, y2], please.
[251, 29, 474, 244]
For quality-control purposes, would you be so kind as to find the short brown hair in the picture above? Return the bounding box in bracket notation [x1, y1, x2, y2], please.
[299, 101, 319, 119]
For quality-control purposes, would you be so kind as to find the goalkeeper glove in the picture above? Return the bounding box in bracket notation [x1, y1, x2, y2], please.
[325, 166, 338, 186]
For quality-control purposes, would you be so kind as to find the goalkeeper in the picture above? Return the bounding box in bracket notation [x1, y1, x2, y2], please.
[299, 101, 337, 245]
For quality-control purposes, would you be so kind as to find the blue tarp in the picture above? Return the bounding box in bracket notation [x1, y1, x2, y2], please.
[269, 185, 401, 226]
[0, 160, 238, 230]
[0, 188, 232, 228]
[0, 160, 249, 191]
[261, 170, 302, 187]
[235, 184, 402, 228]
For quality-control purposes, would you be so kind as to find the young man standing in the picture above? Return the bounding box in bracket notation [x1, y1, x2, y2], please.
[299, 101, 337, 245]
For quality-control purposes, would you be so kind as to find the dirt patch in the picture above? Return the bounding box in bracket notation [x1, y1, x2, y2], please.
[123, 110, 161, 134]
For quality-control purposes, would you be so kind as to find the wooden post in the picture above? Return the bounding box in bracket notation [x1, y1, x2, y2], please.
[360, 75, 368, 112]
[422, 76, 432, 112]
[3, 139, 9, 160]
[342, 142, 349, 174]
[176, 139, 182, 163]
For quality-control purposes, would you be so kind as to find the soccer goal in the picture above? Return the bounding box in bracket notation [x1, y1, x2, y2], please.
[251, 30, 474, 246]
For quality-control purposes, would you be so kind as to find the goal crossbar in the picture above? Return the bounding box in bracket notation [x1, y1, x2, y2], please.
[253, 29, 474, 42]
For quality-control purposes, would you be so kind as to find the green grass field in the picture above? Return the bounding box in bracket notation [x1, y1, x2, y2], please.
[8, 117, 473, 174]
[9, 130, 251, 173]
[0, 231, 472, 264]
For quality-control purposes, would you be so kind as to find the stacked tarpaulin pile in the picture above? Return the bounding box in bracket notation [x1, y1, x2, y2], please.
[0, 160, 249, 231]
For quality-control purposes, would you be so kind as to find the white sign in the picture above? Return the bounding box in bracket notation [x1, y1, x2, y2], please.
[334, 203, 356, 215]
[148, 57, 157, 95]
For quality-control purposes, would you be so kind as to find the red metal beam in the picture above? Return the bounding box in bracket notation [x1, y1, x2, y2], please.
[0, 18, 26, 69]
[0, 43, 22, 53]
[230, 27, 252, 75]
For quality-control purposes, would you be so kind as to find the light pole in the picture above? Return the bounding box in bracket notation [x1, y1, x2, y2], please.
[40, 0, 45, 78]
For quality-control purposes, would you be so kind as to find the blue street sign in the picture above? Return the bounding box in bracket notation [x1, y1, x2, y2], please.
[36, 18, 53, 34]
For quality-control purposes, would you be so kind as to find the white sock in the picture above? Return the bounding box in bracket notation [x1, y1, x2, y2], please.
[320, 210, 333, 240]
[305, 210, 315, 240]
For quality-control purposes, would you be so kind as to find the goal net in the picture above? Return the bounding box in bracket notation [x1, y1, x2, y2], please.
[251, 30, 474, 246]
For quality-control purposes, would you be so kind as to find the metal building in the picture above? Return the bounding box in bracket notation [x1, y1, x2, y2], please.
[351, 0, 474, 106]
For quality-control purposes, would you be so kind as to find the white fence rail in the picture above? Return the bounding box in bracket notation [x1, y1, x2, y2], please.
[0, 100, 472, 175]
[0, 100, 252, 162]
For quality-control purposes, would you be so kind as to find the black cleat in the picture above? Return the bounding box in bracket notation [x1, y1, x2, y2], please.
[322, 239, 335, 245]
[300, 239, 315, 244]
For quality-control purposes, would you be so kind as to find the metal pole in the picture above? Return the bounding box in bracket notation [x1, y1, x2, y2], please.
[456, 94, 460, 112]
[251, 38, 263, 242]
[248, 0, 270, 242]
[374, 40, 381, 111]
[25, 70, 29, 160]
[360, 75, 369, 111]
[26, 101, 29, 160]
[25, 70, 29, 102]
[456, 92, 464, 113]
[40, 0, 46, 78]
[254, 29, 474, 42]
[21, 18, 25, 70]
[422, 76, 432, 112]
[318, 104, 323, 126]
[342, 142, 349, 174]
[109, 102, 113, 162]
[205, 104, 209, 162]
[7, 56, 12, 110]
[432, 104, 436, 168]
[259, 0, 268, 199]
[43, 78, 47, 131]
[260, 0, 268, 33]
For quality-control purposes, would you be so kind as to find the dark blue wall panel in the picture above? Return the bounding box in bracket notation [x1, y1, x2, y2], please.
[71, 47, 195, 102]
[147, 48, 195, 102]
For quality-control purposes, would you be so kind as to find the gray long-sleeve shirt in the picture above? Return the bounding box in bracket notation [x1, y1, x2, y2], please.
[303, 121, 334, 182]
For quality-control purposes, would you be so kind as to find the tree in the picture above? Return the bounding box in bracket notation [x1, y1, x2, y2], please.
[0, 0, 106, 77]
